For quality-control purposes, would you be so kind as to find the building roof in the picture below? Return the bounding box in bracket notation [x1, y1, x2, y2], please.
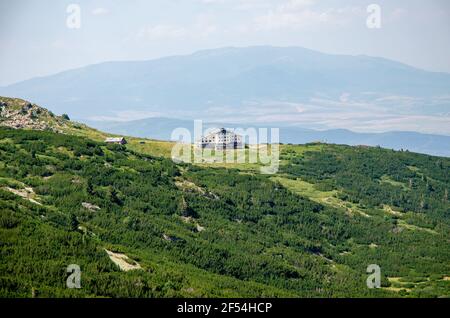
[105, 137, 126, 142]
[204, 128, 239, 138]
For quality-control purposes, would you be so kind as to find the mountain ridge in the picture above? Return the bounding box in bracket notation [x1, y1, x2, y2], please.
[1, 45, 449, 119]
[1, 45, 449, 155]
[86, 116, 450, 157]
[2, 95, 450, 158]
[4, 45, 450, 88]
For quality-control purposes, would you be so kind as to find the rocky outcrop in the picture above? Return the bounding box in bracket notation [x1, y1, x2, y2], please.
[0, 96, 67, 132]
[82, 202, 101, 212]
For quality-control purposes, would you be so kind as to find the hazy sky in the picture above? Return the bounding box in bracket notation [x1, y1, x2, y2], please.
[1, 0, 450, 86]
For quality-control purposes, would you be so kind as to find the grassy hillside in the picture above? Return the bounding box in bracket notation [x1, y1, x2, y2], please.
[0, 97, 449, 298]
[0, 126, 449, 298]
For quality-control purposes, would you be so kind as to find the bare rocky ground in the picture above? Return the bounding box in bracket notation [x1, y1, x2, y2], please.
[4, 186, 42, 205]
[104, 249, 142, 271]
[0, 97, 68, 132]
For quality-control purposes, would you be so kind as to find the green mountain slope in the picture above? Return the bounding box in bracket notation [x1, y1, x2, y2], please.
[0, 98, 449, 298]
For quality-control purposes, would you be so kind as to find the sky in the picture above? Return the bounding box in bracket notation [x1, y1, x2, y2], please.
[1, 0, 450, 86]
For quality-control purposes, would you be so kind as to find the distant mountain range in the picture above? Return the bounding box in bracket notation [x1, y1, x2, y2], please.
[86, 117, 450, 157]
[1, 46, 449, 119]
[1, 45, 449, 155]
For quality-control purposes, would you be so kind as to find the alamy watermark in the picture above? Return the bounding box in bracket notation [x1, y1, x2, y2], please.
[66, 4, 81, 29]
[367, 4, 382, 29]
[66, 264, 81, 289]
[171, 120, 280, 174]
[366, 264, 381, 289]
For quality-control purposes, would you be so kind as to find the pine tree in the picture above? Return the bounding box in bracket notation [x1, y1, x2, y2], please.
[69, 213, 78, 231]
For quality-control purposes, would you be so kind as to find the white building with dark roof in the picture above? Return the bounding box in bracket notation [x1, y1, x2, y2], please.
[196, 128, 243, 150]
[105, 137, 127, 145]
